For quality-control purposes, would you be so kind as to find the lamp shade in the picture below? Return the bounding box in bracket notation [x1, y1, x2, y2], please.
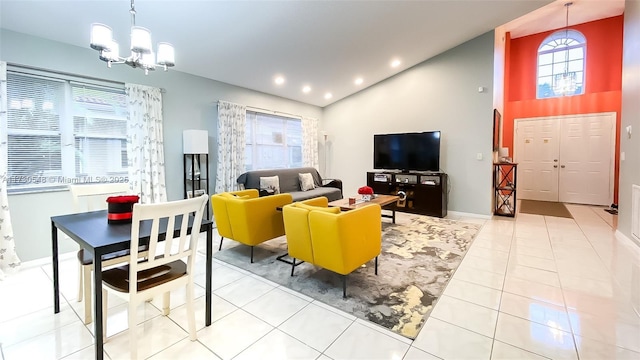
[90, 23, 113, 51]
[183, 130, 209, 154]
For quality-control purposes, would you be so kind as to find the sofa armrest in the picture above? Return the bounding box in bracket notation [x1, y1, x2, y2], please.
[322, 179, 343, 193]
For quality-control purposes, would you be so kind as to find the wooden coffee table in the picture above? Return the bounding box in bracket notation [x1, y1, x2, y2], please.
[328, 194, 400, 223]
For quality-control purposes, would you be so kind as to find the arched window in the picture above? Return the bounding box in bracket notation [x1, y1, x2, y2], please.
[537, 29, 586, 98]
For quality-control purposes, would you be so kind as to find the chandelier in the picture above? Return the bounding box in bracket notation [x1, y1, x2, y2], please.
[553, 2, 577, 96]
[89, 0, 175, 74]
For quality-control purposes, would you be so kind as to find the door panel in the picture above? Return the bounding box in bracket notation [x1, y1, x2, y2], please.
[515, 119, 559, 201]
[558, 114, 613, 205]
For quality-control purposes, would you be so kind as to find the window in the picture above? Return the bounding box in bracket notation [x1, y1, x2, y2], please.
[4, 70, 128, 192]
[537, 29, 586, 98]
[244, 111, 302, 171]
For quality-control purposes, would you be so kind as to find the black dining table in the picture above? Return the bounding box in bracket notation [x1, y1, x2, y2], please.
[50, 210, 213, 360]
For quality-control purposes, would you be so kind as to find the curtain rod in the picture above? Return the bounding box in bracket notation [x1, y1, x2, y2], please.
[7, 62, 166, 93]
[216, 101, 302, 119]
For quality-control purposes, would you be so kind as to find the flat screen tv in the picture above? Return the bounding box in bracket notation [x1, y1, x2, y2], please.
[373, 131, 441, 172]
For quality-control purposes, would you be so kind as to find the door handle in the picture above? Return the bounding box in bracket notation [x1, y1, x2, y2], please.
[553, 165, 558, 168]
[561, 165, 565, 168]
[553, 159, 558, 162]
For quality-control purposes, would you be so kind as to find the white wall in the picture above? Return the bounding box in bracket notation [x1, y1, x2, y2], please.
[322, 31, 495, 215]
[618, 0, 640, 242]
[1, 29, 322, 261]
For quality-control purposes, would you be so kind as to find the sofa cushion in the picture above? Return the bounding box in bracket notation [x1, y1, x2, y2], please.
[289, 187, 341, 202]
[259, 176, 280, 194]
[299, 172, 316, 191]
[238, 167, 323, 193]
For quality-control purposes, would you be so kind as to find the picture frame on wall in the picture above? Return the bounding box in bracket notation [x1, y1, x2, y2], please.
[493, 109, 501, 151]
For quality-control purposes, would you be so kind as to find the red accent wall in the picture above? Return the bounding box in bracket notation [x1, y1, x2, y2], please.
[503, 15, 623, 202]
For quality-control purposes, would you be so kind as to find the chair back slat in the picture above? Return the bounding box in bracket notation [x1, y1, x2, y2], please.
[128, 195, 208, 292]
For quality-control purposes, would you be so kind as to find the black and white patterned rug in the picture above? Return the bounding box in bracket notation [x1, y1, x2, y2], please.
[213, 214, 481, 339]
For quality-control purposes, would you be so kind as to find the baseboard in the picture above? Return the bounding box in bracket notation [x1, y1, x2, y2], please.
[615, 229, 640, 249]
[20, 251, 76, 270]
[446, 211, 491, 220]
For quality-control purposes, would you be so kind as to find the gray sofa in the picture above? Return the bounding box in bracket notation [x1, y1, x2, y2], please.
[237, 167, 343, 202]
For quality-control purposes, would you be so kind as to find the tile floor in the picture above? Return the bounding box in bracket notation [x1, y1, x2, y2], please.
[1, 203, 639, 359]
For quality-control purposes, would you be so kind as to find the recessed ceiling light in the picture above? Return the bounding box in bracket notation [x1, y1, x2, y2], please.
[391, 59, 401, 68]
[324, 93, 333, 100]
[274, 76, 285, 85]
[302, 86, 311, 93]
[354, 78, 363, 85]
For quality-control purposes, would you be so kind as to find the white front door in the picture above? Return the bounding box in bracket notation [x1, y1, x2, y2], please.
[515, 119, 560, 201]
[514, 113, 615, 206]
[559, 114, 614, 205]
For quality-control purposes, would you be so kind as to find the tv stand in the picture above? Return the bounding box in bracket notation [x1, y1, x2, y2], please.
[367, 171, 447, 218]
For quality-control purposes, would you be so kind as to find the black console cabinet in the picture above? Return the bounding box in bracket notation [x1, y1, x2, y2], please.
[366, 171, 448, 218]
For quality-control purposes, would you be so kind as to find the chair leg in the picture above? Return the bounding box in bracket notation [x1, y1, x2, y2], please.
[162, 292, 170, 315]
[291, 259, 296, 276]
[186, 282, 197, 341]
[129, 302, 138, 359]
[218, 236, 224, 251]
[342, 275, 347, 298]
[250, 246, 254, 263]
[101, 288, 108, 343]
[375, 256, 378, 275]
[83, 264, 92, 324]
[77, 261, 83, 302]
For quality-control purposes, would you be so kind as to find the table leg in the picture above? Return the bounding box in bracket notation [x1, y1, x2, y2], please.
[205, 223, 212, 326]
[51, 221, 60, 314]
[392, 210, 396, 224]
[93, 251, 104, 360]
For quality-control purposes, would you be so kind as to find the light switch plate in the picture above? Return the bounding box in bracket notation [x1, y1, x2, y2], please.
[476, 152, 483, 160]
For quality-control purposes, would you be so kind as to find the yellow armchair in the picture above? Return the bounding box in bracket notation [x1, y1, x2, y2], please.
[282, 197, 382, 297]
[211, 189, 293, 262]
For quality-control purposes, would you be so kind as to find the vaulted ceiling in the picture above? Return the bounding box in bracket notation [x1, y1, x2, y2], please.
[0, 0, 624, 107]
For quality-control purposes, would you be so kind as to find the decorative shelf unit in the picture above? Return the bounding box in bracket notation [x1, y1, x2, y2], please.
[493, 163, 517, 217]
[183, 130, 210, 219]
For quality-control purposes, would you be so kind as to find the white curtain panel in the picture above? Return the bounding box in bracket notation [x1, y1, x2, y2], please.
[126, 84, 167, 204]
[302, 116, 319, 169]
[0, 61, 21, 279]
[215, 101, 246, 193]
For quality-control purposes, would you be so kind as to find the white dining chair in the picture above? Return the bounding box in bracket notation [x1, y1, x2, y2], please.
[69, 182, 131, 324]
[101, 194, 208, 359]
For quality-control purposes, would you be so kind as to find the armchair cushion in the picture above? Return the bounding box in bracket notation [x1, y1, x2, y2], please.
[295, 202, 340, 214]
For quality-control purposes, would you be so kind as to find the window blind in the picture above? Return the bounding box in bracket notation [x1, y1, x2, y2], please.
[245, 111, 302, 171]
[4, 70, 127, 192]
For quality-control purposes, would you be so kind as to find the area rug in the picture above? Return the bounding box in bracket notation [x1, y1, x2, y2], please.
[519, 199, 573, 218]
[213, 215, 481, 339]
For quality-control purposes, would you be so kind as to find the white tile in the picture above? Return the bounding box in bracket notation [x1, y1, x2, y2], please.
[499, 292, 571, 333]
[430, 295, 498, 337]
[168, 294, 238, 333]
[511, 243, 554, 260]
[412, 317, 493, 359]
[150, 283, 206, 311]
[567, 309, 640, 353]
[324, 321, 409, 360]
[451, 266, 505, 290]
[243, 287, 310, 326]
[403, 346, 442, 360]
[213, 275, 275, 307]
[279, 303, 353, 352]
[311, 300, 357, 321]
[562, 288, 640, 322]
[197, 309, 273, 360]
[508, 254, 557, 272]
[148, 337, 221, 359]
[494, 313, 577, 360]
[459, 254, 508, 275]
[0, 304, 80, 347]
[441, 279, 502, 310]
[233, 329, 320, 360]
[3, 321, 95, 360]
[506, 265, 560, 287]
[466, 247, 510, 262]
[514, 237, 552, 251]
[0, 268, 57, 323]
[103, 315, 189, 359]
[194, 264, 246, 290]
[491, 340, 549, 359]
[91, 300, 162, 337]
[60, 345, 109, 360]
[472, 239, 512, 253]
[575, 335, 640, 360]
[354, 318, 412, 345]
[503, 277, 565, 307]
